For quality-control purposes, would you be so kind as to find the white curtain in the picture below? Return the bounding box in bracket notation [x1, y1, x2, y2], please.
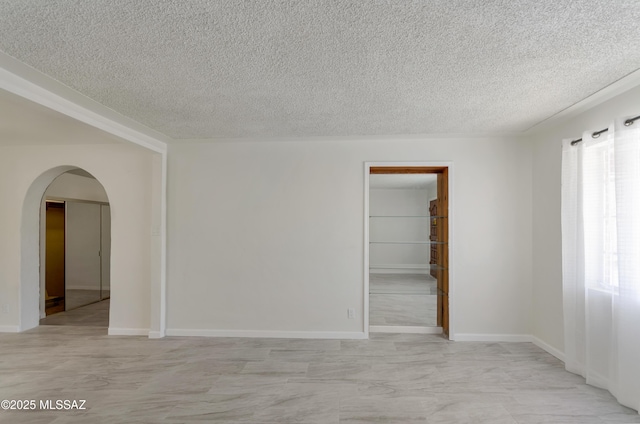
[562, 116, 640, 412]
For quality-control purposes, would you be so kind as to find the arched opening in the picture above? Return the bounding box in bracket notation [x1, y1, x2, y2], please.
[39, 169, 111, 326]
[19, 166, 112, 331]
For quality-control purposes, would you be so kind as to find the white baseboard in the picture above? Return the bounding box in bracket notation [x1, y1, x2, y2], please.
[0, 325, 20, 333]
[370, 325, 442, 334]
[586, 371, 609, 391]
[531, 336, 565, 362]
[451, 334, 566, 363]
[108, 327, 149, 336]
[166, 329, 367, 340]
[453, 333, 533, 342]
[148, 330, 165, 339]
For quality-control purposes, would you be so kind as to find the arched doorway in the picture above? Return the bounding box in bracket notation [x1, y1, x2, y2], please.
[19, 166, 112, 331]
[39, 169, 111, 326]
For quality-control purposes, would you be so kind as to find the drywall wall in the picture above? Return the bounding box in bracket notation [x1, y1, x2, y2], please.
[167, 136, 533, 338]
[369, 188, 431, 274]
[45, 172, 109, 202]
[531, 84, 640, 355]
[0, 142, 156, 334]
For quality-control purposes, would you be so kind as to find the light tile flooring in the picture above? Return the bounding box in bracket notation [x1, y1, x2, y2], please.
[40, 299, 110, 327]
[65, 289, 110, 311]
[1, 326, 639, 423]
[370, 274, 438, 326]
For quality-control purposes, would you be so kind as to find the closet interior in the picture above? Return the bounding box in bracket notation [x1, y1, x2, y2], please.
[369, 167, 449, 335]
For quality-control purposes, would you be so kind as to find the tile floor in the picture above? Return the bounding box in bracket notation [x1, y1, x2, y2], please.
[40, 299, 109, 327]
[369, 274, 438, 326]
[1, 325, 639, 423]
[65, 289, 110, 311]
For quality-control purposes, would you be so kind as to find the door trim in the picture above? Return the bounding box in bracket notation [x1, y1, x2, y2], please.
[364, 161, 455, 340]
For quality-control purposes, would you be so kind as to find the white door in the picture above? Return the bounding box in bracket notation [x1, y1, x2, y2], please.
[65, 202, 101, 310]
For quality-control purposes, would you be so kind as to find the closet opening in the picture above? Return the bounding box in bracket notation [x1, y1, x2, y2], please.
[365, 165, 450, 338]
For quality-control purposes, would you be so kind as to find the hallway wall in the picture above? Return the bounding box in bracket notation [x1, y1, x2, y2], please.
[167, 136, 533, 338]
[45, 172, 109, 203]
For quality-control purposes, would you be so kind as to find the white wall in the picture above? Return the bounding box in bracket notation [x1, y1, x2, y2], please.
[427, 181, 437, 201]
[0, 142, 156, 333]
[369, 188, 431, 273]
[531, 84, 640, 355]
[167, 136, 533, 338]
[45, 172, 109, 203]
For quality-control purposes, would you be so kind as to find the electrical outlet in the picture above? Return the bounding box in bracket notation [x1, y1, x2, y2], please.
[347, 308, 355, 319]
[1, 304, 8, 314]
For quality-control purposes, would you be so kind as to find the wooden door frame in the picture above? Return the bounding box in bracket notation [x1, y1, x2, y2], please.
[364, 161, 455, 340]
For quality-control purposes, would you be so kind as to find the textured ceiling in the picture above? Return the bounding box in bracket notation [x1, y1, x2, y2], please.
[1, 1, 640, 140]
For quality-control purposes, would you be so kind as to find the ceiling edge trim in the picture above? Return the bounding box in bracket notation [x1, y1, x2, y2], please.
[0, 52, 169, 153]
[524, 67, 640, 136]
